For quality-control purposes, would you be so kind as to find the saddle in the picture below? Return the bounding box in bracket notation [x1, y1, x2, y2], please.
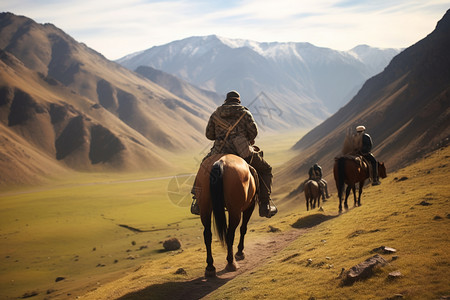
[248, 164, 260, 203]
[336, 154, 372, 176]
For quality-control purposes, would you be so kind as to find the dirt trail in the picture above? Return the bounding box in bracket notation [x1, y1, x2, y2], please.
[112, 227, 308, 300]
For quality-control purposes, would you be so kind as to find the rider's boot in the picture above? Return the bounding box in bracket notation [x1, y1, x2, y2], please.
[246, 152, 277, 218]
[371, 163, 381, 186]
[190, 186, 200, 215]
[322, 180, 331, 198]
[258, 172, 277, 218]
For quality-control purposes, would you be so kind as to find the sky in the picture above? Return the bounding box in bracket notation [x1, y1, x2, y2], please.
[1, 0, 449, 60]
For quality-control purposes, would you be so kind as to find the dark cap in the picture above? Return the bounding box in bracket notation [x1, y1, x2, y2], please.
[225, 90, 240, 102]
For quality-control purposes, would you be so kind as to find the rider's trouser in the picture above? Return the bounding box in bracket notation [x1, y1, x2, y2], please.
[246, 152, 273, 204]
[363, 152, 378, 180]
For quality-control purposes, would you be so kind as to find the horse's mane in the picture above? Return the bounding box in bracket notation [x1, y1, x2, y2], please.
[341, 128, 363, 155]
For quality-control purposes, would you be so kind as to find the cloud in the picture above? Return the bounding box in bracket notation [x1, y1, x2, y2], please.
[1, 0, 448, 59]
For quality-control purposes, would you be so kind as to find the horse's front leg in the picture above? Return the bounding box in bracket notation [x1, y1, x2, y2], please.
[202, 215, 216, 277]
[236, 203, 255, 261]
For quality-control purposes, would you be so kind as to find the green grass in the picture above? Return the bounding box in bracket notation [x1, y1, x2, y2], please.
[0, 172, 204, 299]
[8, 130, 449, 300]
[0, 129, 306, 299]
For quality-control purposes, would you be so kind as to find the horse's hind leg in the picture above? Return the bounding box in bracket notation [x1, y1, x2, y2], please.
[236, 203, 255, 261]
[343, 184, 349, 210]
[201, 214, 216, 277]
[357, 182, 364, 206]
[345, 185, 356, 207]
[225, 215, 240, 272]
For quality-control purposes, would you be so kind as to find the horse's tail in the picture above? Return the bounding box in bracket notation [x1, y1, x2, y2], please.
[337, 157, 346, 199]
[210, 160, 227, 245]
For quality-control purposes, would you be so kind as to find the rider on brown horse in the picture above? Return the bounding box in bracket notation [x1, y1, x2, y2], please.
[356, 125, 381, 185]
[309, 163, 330, 199]
[191, 90, 278, 218]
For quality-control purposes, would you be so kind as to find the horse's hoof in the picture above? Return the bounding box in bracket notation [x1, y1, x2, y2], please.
[205, 266, 216, 277]
[225, 262, 238, 272]
[235, 252, 245, 261]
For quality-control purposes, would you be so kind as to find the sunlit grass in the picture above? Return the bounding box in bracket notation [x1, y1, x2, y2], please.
[206, 146, 450, 300]
[0, 129, 305, 298]
[84, 147, 449, 299]
[0, 172, 203, 298]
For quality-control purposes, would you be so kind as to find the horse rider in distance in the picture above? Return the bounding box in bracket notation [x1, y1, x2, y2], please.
[356, 125, 381, 185]
[308, 163, 331, 200]
[191, 90, 278, 218]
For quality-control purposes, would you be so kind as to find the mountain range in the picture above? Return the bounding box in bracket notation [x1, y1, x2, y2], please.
[0, 10, 449, 188]
[277, 9, 450, 197]
[117, 35, 400, 129]
[0, 12, 221, 185]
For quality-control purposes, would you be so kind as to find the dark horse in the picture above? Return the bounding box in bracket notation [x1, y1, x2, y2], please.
[194, 154, 257, 277]
[334, 156, 386, 212]
[304, 180, 321, 211]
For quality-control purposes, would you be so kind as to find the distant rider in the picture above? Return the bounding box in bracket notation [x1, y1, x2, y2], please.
[191, 90, 277, 218]
[356, 125, 381, 185]
[308, 163, 330, 200]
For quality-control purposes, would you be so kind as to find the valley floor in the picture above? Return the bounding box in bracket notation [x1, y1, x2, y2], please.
[1, 138, 448, 300]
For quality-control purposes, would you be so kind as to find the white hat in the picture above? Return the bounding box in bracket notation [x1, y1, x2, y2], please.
[356, 125, 366, 132]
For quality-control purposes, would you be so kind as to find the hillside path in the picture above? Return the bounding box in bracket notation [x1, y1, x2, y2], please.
[117, 227, 308, 300]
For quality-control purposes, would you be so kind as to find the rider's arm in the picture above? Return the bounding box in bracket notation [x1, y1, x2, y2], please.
[244, 111, 258, 141]
[205, 113, 216, 140]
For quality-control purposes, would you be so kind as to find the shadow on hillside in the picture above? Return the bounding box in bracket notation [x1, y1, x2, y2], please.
[291, 213, 338, 229]
[117, 273, 230, 300]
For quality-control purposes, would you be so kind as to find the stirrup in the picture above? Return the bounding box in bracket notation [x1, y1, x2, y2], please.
[190, 198, 200, 215]
[259, 200, 277, 218]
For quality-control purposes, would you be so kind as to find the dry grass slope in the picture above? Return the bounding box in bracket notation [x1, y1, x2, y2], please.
[82, 145, 449, 300]
[207, 146, 450, 300]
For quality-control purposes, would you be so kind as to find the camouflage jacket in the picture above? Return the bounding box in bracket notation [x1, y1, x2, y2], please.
[206, 100, 258, 157]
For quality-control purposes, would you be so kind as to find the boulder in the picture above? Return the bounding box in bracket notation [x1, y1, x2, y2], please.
[341, 254, 388, 286]
[163, 238, 181, 251]
[388, 271, 402, 280]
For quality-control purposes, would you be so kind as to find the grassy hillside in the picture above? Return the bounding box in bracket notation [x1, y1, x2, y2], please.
[1, 137, 448, 299]
[82, 145, 449, 300]
[206, 145, 450, 300]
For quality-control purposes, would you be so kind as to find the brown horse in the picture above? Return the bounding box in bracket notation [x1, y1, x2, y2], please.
[194, 154, 257, 277]
[333, 156, 386, 212]
[304, 180, 321, 211]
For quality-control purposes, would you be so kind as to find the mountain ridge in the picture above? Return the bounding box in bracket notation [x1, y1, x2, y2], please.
[117, 34, 400, 123]
[277, 9, 450, 196]
[0, 12, 222, 185]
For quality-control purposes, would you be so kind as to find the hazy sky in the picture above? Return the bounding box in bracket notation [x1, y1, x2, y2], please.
[1, 0, 448, 60]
